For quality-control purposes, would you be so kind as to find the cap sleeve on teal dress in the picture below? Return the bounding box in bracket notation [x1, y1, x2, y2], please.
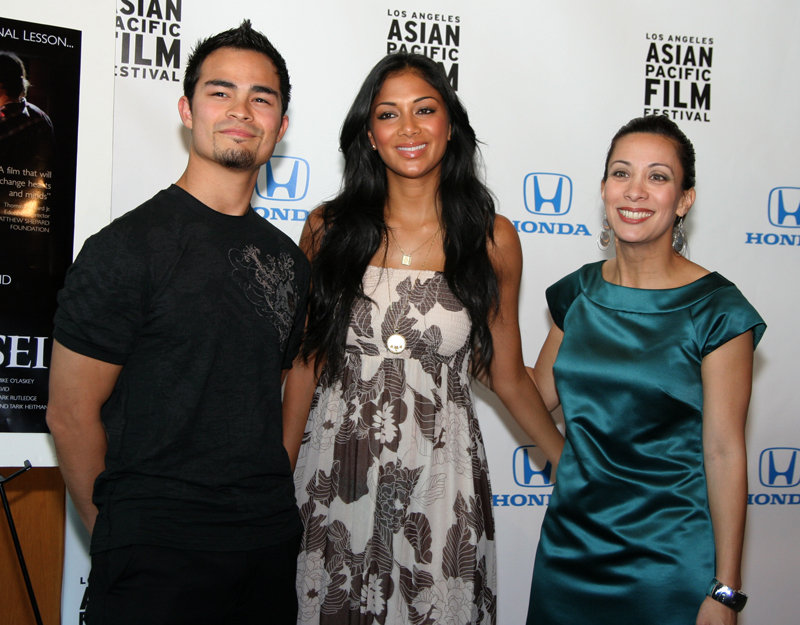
[544, 263, 590, 330]
[692, 284, 766, 357]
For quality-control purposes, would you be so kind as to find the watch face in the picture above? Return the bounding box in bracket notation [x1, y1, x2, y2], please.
[715, 587, 735, 601]
[711, 583, 747, 612]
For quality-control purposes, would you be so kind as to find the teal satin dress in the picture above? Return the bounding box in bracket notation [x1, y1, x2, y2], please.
[527, 262, 765, 625]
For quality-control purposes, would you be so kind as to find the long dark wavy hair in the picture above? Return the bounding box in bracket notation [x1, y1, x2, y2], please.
[302, 53, 499, 380]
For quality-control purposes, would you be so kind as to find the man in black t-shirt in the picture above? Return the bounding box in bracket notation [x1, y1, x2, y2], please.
[46, 21, 308, 625]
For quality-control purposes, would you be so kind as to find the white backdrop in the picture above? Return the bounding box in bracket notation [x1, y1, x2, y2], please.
[4, 1, 799, 624]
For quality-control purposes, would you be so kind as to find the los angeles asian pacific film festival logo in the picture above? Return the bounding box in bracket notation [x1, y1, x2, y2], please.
[385, 9, 461, 90]
[115, 0, 182, 82]
[643, 33, 713, 123]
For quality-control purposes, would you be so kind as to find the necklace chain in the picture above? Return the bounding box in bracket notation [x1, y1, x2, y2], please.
[384, 228, 438, 354]
[388, 226, 440, 266]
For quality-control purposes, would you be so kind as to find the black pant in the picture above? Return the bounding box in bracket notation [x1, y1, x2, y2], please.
[85, 536, 300, 625]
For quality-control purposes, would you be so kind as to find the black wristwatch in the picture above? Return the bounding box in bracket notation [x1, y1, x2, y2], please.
[706, 578, 748, 612]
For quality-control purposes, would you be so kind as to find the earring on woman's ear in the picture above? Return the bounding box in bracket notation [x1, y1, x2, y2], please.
[672, 216, 687, 255]
[597, 216, 613, 251]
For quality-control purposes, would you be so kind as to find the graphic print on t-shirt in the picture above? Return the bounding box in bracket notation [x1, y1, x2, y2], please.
[228, 246, 298, 346]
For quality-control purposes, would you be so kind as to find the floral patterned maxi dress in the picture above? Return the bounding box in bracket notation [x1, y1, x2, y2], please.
[295, 265, 497, 625]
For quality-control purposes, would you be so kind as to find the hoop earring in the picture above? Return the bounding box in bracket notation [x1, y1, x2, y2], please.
[672, 216, 687, 254]
[597, 216, 613, 251]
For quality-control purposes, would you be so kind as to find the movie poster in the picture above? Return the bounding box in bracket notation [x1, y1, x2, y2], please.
[0, 17, 81, 432]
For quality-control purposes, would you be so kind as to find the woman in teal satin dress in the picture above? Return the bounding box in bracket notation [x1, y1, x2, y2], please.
[526, 116, 765, 625]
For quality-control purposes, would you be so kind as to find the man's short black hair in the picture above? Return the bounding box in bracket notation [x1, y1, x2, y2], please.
[0, 51, 29, 100]
[183, 20, 291, 115]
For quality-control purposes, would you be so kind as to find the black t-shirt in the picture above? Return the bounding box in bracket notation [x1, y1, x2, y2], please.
[54, 185, 309, 553]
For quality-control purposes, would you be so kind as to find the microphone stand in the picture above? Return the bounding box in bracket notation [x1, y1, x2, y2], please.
[0, 460, 44, 625]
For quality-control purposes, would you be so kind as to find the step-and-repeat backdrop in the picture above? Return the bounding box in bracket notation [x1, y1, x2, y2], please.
[4, 2, 800, 624]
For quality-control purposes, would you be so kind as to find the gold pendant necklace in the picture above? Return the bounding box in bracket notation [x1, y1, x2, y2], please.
[388, 226, 440, 266]
[385, 229, 439, 354]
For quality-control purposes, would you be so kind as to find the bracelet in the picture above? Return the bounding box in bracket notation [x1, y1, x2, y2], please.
[706, 578, 747, 612]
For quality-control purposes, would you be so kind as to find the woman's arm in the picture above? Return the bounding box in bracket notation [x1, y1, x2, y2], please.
[695, 330, 755, 625]
[282, 355, 319, 470]
[530, 324, 564, 413]
[281, 209, 324, 470]
[484, 215, 564, 467]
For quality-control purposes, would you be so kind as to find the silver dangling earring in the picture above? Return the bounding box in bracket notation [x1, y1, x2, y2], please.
[597, 216, 613, 251]
[672, 216, 687, 255]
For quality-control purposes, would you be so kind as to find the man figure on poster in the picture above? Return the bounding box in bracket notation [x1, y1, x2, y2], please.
[0, 50, 54, 172]
[46, 21, 308, 624]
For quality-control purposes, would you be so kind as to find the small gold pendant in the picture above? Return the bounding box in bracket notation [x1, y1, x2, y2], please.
[386, 333, 407, 354]
[401, 254, 412, 266]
